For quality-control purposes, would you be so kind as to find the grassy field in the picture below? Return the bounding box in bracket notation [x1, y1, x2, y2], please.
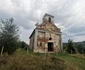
[58, 54, 85, 70]
[0, 49, 85, 70]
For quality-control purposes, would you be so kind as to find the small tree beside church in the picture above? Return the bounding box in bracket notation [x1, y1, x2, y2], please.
[66, 39, 76, 54]
[0, 18, 19, 55]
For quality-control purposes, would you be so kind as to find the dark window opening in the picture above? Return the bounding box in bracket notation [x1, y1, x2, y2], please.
[49, 37, 52, 40]
[49, 17, 51, 22]
[48, 42, 53, 51]
[40, 43, 42, 46]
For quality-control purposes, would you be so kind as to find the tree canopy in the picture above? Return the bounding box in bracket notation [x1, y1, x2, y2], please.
[0, 18, 19, 54]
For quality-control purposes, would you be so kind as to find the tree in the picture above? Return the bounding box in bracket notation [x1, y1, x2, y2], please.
[19, 41, 29, 50]
[0, 18, 19, 54]
[66, 39, 76, 54]
[77, 43, 85, 54]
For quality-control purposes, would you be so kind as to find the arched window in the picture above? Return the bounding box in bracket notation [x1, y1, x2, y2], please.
[49, 17, 51, 22]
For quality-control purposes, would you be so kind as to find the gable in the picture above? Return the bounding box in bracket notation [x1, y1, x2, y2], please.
[37, 23, 60, 33]
[45, 23, 59, 32]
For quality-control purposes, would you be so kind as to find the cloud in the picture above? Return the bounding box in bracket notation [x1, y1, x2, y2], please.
[0, 0, 85, 43]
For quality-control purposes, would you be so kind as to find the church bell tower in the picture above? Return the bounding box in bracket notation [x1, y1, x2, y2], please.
[43, 13, 54, 23]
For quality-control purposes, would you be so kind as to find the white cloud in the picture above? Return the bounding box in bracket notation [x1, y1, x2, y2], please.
[73, 35, 85, 42]
[0, 0, 31, 15]
[0, 0, 85, 43]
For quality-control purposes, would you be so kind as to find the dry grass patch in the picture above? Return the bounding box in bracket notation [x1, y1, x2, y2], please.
[0, 50, 78, 70]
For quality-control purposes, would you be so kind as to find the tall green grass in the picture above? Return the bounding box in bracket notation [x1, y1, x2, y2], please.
[58, 54, 85, 70]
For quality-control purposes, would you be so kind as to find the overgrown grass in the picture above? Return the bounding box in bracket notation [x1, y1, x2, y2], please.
[0, 48, 78, 70]
[58, 54, 85, 70]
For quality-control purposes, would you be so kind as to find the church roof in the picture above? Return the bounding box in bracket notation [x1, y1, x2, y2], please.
[43, 13, 54, 18]
[29, 29, 35, 39]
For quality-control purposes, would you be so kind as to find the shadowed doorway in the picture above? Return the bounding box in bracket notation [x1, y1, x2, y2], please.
[48, 42, 53, 51]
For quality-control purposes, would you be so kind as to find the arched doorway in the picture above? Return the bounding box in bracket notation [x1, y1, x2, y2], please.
[48, 42, 53, 51]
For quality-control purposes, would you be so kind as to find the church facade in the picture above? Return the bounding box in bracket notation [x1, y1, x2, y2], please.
[29, 14, 62, 53]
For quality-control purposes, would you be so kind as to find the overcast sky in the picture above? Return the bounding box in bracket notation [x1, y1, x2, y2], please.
[0, 0, 85, 44]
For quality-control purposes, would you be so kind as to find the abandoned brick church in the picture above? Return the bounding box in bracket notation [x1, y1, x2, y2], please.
[29, 14, 62, 53]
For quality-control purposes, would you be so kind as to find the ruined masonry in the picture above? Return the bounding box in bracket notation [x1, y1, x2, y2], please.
[29, 14, 62, 53]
